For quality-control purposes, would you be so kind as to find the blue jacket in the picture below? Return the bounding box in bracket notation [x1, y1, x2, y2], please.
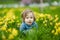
[20, 22, 38, 33]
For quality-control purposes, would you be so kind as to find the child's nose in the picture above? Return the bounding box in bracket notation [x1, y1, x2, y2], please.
[29, 18, 31, 20]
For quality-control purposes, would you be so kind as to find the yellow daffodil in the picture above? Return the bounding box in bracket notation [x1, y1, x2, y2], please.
[50, 22, 53, 25]
[0, 22, 3, 25]
[54, 26, 57, 29]
[54, 17, 59, 22]
[12, 28, 18, 36]
[57, 27, 60, 33]
[55, 22, 60, 27]
[1, 26, 6, 31]
[2, 34, 6, 40]
[8, 34, 14, 40]
[51, 30, 55, 33]
[55, 14, 58, 18]
[39, 14, 44, 18]
[54, 31, 58, 35]
[7, 28, 12, 32]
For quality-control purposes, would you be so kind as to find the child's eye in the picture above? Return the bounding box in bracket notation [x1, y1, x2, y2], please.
[26, 17, 29, 19]
[30, 17, 33, 19]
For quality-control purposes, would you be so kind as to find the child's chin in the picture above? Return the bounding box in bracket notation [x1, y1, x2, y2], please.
[28, 23, 32, 25]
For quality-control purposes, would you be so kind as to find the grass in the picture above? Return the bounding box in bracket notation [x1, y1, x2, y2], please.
[0, 6, 60, 40]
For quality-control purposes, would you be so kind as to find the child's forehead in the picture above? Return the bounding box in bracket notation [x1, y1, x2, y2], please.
[26, 12, 34, 16]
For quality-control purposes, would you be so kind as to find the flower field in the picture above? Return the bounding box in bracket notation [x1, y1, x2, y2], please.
[0, 6, 60, 40]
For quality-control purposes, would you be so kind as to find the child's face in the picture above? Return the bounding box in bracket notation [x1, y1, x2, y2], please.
[25, 12, 34, 25]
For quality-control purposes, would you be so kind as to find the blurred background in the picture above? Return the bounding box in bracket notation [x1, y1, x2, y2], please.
[0, 0, 60, 40]
[0, 0, 60, 8]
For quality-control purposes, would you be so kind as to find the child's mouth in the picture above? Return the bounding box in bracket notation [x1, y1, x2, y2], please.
[28, 22, 32, 23]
